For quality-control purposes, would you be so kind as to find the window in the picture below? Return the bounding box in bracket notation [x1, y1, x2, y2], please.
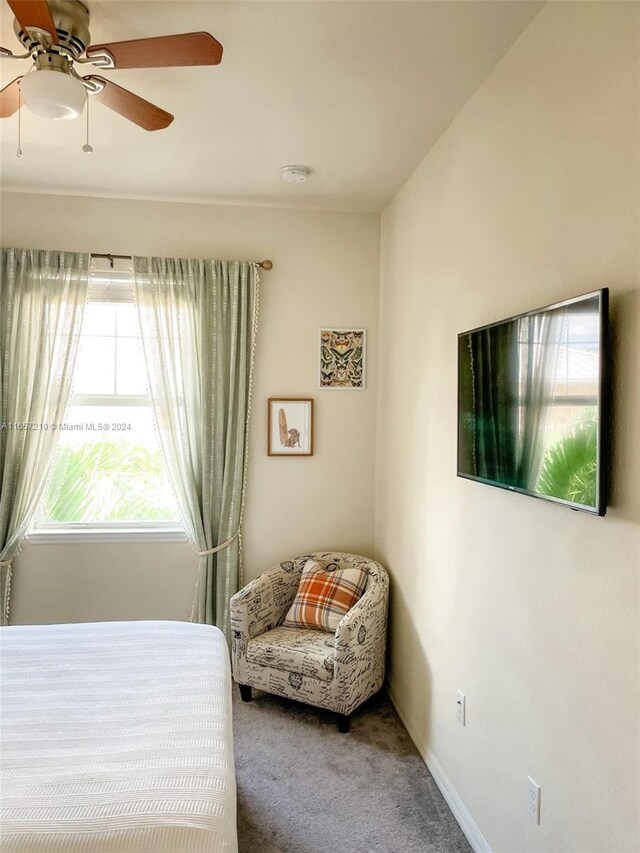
[33, 264, 183, 541]
[535, 308, 599, 450]
[551, 309, 599, 404]
[514, 302, 601, 505]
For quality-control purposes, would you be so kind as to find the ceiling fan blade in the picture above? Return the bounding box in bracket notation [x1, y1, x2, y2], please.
[86, 32, 223, 69]
[6, 0, 58, 44]
[0, 77, 22, 118]
[85, 76, 173, 131]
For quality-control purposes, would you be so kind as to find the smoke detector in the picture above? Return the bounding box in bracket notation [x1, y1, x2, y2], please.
[281, 165, 310, 184]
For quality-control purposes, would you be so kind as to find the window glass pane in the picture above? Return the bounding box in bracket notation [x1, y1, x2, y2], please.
[43, 288, 181, 529]
[82, 302, 116, 337]
[115, 303, 140, 337]
[44, 406, 179, 523]
[116, 338, 148, 395]
[536, 404, 598, 506]
[74, 337, 116, 395]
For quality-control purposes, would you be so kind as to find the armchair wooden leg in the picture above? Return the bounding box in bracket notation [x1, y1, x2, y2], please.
[239, 684, 253, 703]
[337, 713, 351, 733]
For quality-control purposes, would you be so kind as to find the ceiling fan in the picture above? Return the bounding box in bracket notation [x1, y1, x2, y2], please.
[0, 0, 223, 130]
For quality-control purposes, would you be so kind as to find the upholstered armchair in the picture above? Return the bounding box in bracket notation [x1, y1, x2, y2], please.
[230, 552, 389, 732]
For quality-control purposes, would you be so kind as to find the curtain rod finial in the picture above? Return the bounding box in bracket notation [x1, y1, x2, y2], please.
[259, 259, 273, 271]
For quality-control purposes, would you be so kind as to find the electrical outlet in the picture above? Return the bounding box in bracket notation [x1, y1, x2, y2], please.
[527, 776, 541, 824]
[456, 690, 466, 726]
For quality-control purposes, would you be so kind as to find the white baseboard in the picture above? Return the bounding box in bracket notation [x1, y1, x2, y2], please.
[386, 680, 492, 853]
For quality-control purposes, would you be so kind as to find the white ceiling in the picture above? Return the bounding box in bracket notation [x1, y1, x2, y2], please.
[0, 1, 543, 212]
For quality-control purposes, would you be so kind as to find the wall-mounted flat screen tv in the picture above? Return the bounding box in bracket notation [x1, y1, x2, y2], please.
[458, 289, 608, 515]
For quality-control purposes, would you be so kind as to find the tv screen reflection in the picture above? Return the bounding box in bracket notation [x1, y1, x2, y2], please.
[458, 290, 606, 514]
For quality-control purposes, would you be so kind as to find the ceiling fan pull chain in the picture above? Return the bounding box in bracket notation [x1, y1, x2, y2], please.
[16, 87, 22, 159]
[82, 94, 93, 154]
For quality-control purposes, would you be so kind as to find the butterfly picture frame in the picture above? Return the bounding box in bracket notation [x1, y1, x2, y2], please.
[319, 328, 366, 390]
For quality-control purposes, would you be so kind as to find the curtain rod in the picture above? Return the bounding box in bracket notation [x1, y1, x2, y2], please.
[90, 253, 273, 271]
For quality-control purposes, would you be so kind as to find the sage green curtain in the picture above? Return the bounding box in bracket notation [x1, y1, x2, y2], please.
[132, 257, 259, 640]
[0, 248, 90, 624]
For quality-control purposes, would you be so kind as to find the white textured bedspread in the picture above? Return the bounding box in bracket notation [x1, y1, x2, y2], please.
[0, 620, 237, 853]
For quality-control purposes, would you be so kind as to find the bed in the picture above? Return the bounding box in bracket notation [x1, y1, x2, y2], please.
[0, 620, 237, 853]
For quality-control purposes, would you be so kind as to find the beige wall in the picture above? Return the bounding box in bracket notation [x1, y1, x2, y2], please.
[376, 3, 639, 852]
[2, 4, 638, 850]
[1, 194, 379, 624]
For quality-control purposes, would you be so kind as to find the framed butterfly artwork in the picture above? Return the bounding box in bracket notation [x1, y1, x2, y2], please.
[319, 328, 366, 390]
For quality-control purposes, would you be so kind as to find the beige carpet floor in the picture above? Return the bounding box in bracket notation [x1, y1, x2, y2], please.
[233, 686, 473, 853]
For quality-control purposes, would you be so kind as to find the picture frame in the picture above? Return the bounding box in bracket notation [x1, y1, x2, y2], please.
[319, 328, 367, 390]
[267, 398, 314, 457]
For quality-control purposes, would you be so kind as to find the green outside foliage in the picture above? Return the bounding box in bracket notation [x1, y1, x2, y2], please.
[45, 440, 177, 522]
[537, 414, 598, 507]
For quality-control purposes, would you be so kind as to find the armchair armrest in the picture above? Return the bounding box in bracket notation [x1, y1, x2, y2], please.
[230, 561, 303, 686]
[335, 580, 386, 657]
[230, 564, 300, 641]
[333, 570, 389, 711]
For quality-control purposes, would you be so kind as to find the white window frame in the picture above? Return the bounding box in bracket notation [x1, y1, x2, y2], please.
[28, 523, 188, 545]
[29, 266, 186, 544]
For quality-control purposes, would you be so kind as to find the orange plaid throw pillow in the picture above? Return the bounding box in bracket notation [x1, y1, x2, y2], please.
[282, 559, 368, 633]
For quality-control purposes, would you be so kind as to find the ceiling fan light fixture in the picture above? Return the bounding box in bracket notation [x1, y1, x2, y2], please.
[2, 1, 222, 130]
[20, 69, 87, 120]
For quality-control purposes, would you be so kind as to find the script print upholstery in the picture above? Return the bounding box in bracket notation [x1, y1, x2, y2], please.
[230, 552, 389, 717]
[246, 626, 335, 682]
